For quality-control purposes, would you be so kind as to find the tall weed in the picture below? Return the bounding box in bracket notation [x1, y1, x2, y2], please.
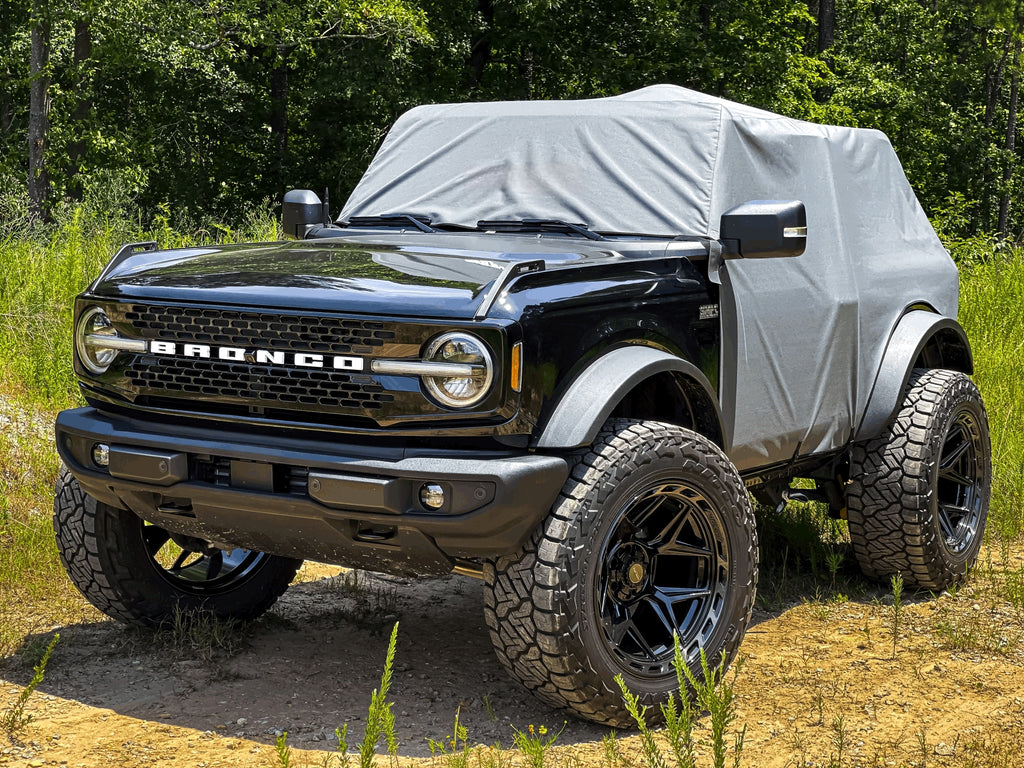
[0, 632, 59, 736]
[615, 636, 745, 768]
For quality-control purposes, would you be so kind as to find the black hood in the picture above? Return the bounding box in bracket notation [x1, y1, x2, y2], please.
[90, 236, 619, 319]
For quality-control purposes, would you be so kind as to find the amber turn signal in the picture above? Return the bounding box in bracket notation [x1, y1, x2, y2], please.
[511, 342, 523, 392]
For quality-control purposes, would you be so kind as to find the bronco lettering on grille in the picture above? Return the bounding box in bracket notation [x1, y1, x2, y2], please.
[148, 341, 364, 370]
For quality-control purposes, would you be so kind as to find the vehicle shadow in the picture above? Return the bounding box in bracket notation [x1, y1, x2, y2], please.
[2, 569, 611, 757]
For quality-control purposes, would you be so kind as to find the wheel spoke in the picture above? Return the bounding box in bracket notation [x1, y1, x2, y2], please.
[602, 602, 642, 648]
[643, 594, 678, 637]
[603, 541, 625, 570]
[626, 620, 658, 659]
[657, 540, 713, 560]
[206, 550, 224, 580]
[942, 423, 967, 454]
[650, 507, 692, 547]
[938, 502, 971, 536]
[655, 584, 713, 605]
[141, 526, 171, 557]
[937, 456, 970, 487]
[623, 495, 670, 537]
[602, 613, 630, 645]
[939, 434, 971, 479]
[170, 549, 192, 572]
[939, 467, 973, 487]
[936, 503, 954, 537]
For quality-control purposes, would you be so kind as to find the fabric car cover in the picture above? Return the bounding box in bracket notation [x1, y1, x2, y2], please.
[341, 85, 959, 470]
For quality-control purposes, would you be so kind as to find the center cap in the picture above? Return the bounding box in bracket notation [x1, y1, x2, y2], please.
[627, 563, 645, 585]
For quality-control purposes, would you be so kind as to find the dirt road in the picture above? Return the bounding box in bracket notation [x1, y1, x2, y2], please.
[3, 552, 1024, 768]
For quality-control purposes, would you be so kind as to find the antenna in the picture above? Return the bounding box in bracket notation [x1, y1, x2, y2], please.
[322, 187, 330, 227]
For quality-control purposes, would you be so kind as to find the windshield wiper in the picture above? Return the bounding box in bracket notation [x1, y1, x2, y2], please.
[476, 219, 606, 241]
[345, 214, 438, 233]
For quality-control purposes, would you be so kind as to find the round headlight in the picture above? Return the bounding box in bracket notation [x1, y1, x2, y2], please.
[75, 307, 118, 374]
[422, 332, 494, 408]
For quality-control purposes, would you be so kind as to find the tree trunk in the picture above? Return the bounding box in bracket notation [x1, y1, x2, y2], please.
[817, 0, 835, 53]
[519, 45, 534, 99]
[68, 18, 93, 202]
[28, 0, 51, 221]
[0, 68, 11, 138]
[981, 32, 1012, 233]
[998, 37, 1022, 239]
[269, 60, 289, 196]
[468, 0, 494, 92]
[815, 0, 836, 102]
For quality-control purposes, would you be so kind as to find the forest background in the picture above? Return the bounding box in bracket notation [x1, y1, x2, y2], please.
[3, 0, 1024, 245]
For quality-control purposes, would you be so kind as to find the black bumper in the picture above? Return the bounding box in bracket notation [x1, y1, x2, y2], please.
[56, 407, 569, 576]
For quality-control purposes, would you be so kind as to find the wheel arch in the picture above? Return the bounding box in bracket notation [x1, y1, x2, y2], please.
[533, 346, 726, 450]
[855, 309, 973, 442]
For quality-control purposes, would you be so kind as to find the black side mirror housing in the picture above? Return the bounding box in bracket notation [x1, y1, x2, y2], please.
[282, 189, 324, 239]
[719, 200, 807, 259]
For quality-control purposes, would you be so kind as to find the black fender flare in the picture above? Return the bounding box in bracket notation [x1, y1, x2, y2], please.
[534, 346, 725, 450]
[855, 310, 973, 441]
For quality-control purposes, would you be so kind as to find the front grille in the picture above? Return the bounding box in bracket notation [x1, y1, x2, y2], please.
[124, 305, 395, 355]
[93, 301, 505, 428]
[116, 304, 406, 421]
[126, 358, 394, 410]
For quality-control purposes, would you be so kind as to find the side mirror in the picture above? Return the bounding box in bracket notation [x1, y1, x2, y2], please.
[719, 200, 807, 259]
[282, 189, 324, 239]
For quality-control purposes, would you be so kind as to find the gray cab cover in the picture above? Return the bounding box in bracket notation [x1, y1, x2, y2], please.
[341, 85, 959, 471]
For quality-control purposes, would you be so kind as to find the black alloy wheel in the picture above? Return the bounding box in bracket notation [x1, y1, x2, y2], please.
[597, 481, 729, 676]
[935, 408, 986, 557]
[484, 419, 757, 727]
[141, 523, 270, 595]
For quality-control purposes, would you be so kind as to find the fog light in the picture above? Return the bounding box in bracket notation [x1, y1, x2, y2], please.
[92, 443, 110, 467]
[419, 483, 445, 510]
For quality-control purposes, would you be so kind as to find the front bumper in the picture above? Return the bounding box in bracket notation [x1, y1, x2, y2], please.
[56, 407, 569, 576]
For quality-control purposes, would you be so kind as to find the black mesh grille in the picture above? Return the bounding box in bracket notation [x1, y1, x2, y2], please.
[126, 358, 394, 410]
[118, 305, 403, 417]
[124, 305, 395, 355]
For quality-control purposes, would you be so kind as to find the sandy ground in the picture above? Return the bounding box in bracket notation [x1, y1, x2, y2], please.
[2, 553, 1024, 768]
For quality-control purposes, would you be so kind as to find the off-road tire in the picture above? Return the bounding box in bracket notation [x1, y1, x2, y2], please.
[483, 419, 757, 727]
[53, 466, 302, 627]
[847, 368, 991, 590]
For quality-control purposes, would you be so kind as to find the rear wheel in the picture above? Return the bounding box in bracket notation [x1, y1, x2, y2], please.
[483, 419, 756, 726]
[847, 368, 991, 589]
[53, 466, 301, 627]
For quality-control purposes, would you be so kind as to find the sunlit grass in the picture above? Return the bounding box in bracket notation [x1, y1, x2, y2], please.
[0, 203, 277, 407]
[0, 399, 89, 655]
[958, 257, 1024, 541]
[0, 205, 277, 653]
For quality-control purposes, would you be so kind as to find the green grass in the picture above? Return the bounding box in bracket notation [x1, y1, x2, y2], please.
[958, 257, 1024, 541]
[0, 203, 277, 406]
[0, 399, 84, 655]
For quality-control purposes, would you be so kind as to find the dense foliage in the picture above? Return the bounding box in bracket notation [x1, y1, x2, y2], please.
[3, 0, 1024, 237]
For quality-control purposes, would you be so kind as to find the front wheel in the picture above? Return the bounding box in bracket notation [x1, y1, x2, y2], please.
[483, 419, 757, 727]
[53, 466, 302, 627]
[846, 368, 991, 590]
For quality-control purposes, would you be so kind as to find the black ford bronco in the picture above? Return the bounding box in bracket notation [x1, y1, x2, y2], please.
[54, 86, 991, 725]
